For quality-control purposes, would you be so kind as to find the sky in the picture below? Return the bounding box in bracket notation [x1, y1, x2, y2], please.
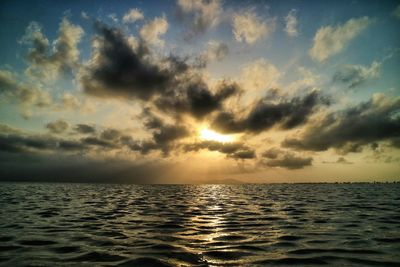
[0, 0, 399, 183]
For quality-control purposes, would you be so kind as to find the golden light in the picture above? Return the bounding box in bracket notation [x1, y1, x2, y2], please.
[199, 128, 236, 143]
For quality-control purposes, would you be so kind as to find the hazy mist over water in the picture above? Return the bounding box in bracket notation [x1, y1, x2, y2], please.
[0, 183, 399, 266]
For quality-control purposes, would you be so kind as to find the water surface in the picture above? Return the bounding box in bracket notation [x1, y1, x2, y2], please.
[0, 183, 399, 266]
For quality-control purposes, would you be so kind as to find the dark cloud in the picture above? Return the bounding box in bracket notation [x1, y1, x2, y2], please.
[46, 120, 69, 134]
[100, 128, 122, 141]
[0, 124, 120, 154]
[260, 148, 312, 169]
[155, 80, 240, 119]
[333, 62, 380, 89]
[81, 136, 116, 149]
[212, 91, 329, 133]
[261, 148, 281, 159]
[138, 110, 190, 155]
[122, 138, 160, 155]
[118, 110, 190, 155]
[79, 23, 178, 100]
[74, 124, 96, 134]
[0, 132, 57, 153]
[80, 23, 236, 120]
[283, 94, 400, 153]
[228, 149, 256, 159]
[58, 140, 87, 151]
[184, 140, 255, 159]
[261, 154, 312, 169]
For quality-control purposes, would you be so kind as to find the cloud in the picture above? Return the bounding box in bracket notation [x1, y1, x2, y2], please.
[228, 149, 256, 159]
[232, 9, 275, 44]
[240, 59, 280, 92]
[100, 128, 122, 141]
[79, 23, 178, 100]
[60, 92, 80, 109]
[309, 16, 371, 62]
[123, 8, 144, 24]
[0, 69, 52, 117]
[261, 148, 281, 159]
[121, 109, 190, 155]
[0, 127, 60, 153]
[144, 111, 190, 154]
[176, 0, 222, 39]
[200, 41, 229, 63]
[260, 148, 312, 169]
[155, 79, 240, 119]
[108, 13, 118, 23]
[262, 154, 312, 169]
[139, 16, 168, 46]
[46, 120, 69, 134]
[0, 123, 126, 155]
[212, 90, 329, 134]
[288, 67, 319, 91]
[333, 61, 380, 89]
[79, 22, 239, 124]
[0, 70, 16, 93]
[184, 140, 255, 159]
[283, 93, 400, 153]
[21, 18, 84, 80]
[74, 124, 96, 134]
[81, 136, 116, 149]
[284, 9, 298, 37]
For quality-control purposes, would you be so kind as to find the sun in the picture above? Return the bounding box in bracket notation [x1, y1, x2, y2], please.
[199, 128, 236, 143]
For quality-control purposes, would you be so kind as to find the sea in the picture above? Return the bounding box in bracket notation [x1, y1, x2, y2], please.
[0, 183, 399, 266]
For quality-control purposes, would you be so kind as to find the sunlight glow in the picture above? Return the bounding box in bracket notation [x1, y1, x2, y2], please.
[199, 128, 236, 143]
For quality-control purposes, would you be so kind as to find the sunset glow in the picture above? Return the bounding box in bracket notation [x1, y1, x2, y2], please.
[0, 0, 399, 184]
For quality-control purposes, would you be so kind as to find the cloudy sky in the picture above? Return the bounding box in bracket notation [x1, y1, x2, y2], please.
[0, 0, 399, 183]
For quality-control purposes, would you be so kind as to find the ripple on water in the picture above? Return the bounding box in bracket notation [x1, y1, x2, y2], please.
[0, 236, 14, 242]
[0, 245, 22, 252]
[277, 235, 303, 241]
[0, 183, 399, 266]
[19, 240, 57, 246]
[203, 250, 254, 260]
[116, 257, 174, 267]
[213, 234, 247, 241]
[67, 251, 127, 262]
[50, 246, 81, 254]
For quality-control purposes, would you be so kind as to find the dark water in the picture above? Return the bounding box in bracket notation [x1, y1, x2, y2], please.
[0, 183, 399, 266]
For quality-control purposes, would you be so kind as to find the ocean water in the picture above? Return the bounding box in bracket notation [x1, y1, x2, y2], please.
[0, 183, 399, 266]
